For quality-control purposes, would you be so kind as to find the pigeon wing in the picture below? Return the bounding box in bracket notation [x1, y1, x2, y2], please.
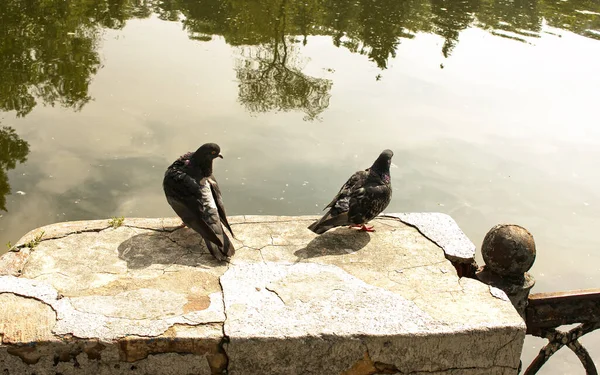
[324, 169, 369, 210]
[348, 175, 392, 224]
[197, 178, 235, 259]
[207, 176, 234, 237]
[163, 171, 224, 248]
[308, 170, 369, 234]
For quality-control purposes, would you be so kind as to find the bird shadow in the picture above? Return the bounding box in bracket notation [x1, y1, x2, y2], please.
[294, 227, 371, 260]
[117, 228, 223, 269]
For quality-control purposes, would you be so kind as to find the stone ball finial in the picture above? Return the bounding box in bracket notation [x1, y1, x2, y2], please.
[481, 224, 536, 278]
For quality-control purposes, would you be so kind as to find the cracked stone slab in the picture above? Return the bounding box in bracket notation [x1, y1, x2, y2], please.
[222, 262, 443, 339]
[1, 215, 524, 375]
[221, 261, 524, 375]
[1, 219, 230, 374]
[0, 293, 57, 344]
[385, 212, 476, 263]
[0, 276, 225, 340]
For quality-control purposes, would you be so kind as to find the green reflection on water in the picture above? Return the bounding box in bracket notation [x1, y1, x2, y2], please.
[1, 0, 598, 118]
[0, 127, 30, 212]
[0, 1, 103, 117]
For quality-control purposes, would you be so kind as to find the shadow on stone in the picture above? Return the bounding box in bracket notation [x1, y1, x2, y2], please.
[117, 229, 223, 269]
[294, 228, 371, 259]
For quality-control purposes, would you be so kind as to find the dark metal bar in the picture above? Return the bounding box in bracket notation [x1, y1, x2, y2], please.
[524, 327, 561, 375]
[526, 289, 600, 333]
[524, 288, 600, 375]
[524, 322, 600, 375]
[568, 338, 598, 375]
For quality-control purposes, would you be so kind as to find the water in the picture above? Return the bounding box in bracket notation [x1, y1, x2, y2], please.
[1, 0, 599, 371]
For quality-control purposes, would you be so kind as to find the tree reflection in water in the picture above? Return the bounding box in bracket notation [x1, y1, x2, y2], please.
[236, 44, 332, 121]
[0, 0, 598, 119]
[233, 0, 332, 121]
[0, 127, 30, 212]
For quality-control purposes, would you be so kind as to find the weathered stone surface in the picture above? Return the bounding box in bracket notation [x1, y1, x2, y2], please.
[0, 349, 216, 375]
[0, 293, 56, 344]
[0, 248, 31, 276]
[222, 263, 438, 338]
[0, 275, 225, 340]
[0, 214, 524, 375]
[386, 212, 476, 263]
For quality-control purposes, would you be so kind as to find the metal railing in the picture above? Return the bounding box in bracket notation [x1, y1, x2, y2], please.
[472, 224, 599, 375]
[524, 289, 600, 375]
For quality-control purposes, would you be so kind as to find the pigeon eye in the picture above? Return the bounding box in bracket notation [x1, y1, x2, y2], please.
[211, 151, 216, 155]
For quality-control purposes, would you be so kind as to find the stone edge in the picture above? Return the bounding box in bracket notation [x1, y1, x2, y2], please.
[383, 212, 476, 263]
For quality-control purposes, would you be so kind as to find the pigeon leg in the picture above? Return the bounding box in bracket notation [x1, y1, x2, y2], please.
[349, 224, 375, 232]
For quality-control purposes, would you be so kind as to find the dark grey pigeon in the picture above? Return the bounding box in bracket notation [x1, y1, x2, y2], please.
[308, 149, 393, 235]
[163, 143, 235, 261]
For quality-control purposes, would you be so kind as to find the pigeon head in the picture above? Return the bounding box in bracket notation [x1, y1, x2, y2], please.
[189, 143, 223, 176]
[193, 143, 223, 160]
[371, 149, 394, 174]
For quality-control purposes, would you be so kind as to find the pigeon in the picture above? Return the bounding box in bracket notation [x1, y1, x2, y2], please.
[163, 143, 235, 261]
[308, 149, 393, 235]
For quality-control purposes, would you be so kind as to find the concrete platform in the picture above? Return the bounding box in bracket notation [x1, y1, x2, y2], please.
[0, 214, 525, 374]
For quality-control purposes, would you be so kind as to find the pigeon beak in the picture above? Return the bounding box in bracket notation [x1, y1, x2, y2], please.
[218, 154, 223, 159]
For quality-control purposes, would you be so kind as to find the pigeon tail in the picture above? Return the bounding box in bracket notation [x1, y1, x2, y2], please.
[308, 212, 349, 234]
[222, 232, 235, 257]
[204, 234, 234, 262]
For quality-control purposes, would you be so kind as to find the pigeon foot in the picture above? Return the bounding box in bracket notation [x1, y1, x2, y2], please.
[349, 224, 375, 232]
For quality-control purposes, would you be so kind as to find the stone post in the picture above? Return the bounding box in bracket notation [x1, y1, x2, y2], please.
[476, 224, 536, 319]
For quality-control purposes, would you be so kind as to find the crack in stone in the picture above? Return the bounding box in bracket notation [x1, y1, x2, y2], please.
[354, 338, 399, 374]
[10, 217, 313, 252]
[32, 271, 71, 279]
[264, 286, 286, 305]
[14, 226, 112, 250]
[382, 214, 475, 267]
[391, 260, 448, 273]
[235, 239, 272, 254]
[217, 270, 230, 375]
[385, 260, 451, 289]
[493, 331, 523, 367]
[177, 317, 226, 326]
[170, 248, 196, 267]
[374, 219, 398, 229]
[123, 224, 181, 233]
[68, 307, 192, 323]
[384, 216, 446, 252]
[0, 291, 59, 317]
[164, 233, 187, 250]
[163, 233, 207, 261]
[81, 264, 124, 276]
[258, 248, 267, 264]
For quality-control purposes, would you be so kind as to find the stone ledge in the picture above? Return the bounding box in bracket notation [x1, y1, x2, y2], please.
[384, 212, 476, 263]
[0, 214, 524, 375]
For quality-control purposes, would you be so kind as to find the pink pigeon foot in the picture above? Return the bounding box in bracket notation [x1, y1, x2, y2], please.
[349, 224, 375, 232]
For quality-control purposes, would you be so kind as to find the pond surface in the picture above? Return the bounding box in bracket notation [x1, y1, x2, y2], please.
[1, 0, 599, 371]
